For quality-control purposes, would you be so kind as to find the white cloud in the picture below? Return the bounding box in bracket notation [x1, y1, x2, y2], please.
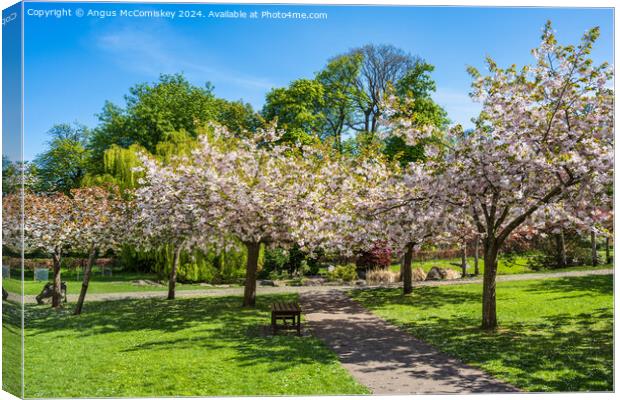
[95, 26, 275, 92]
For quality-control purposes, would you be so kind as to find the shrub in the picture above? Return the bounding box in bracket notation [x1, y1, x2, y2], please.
[327, 264, 357, 282]
[262, 247, 288, 277]
[366, 268, 399, 284]
[356, 242, 393, 270]
[285, 244, 307, 275]
[413, 267, 427, 281]
[526, 231, 592, 270]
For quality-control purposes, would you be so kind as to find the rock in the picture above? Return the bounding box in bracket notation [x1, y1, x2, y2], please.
[355, 279, 367, 286]
[444, 269, 461, 280]
[327, 265, 335, 273]
[413, 267, 427, 281]
[132, 279, 162, 287]
[36, 282, 67, 304]
[302, 277, 325, 286]
[259, 279, 276, 287]
[425, 267, 446, 281]
[425, 267, 461, 281]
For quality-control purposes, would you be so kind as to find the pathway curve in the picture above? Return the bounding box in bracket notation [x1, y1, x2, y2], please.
[300, 290, 518, 394]
[5, 268, 612, 304]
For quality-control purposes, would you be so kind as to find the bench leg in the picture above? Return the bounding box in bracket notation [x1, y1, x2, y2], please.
[296, 314, 301, 336]
[271, 313, 276, 335]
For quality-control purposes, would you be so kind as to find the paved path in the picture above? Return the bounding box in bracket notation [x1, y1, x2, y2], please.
[300, 290, 518, 394]
[5, 268, 612, 304]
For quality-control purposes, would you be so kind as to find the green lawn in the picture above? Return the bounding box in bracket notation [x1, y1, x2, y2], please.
[350, 274, 613, 392]
[2, 299, 23, 397]
[389, 255, 612, 276]
[2, 270, 240, 296]
[15, 294, 368, 397]
[5, 253, 611, 297]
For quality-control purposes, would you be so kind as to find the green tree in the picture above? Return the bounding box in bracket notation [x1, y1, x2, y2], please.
[88, 74, 218, 171]
[262, 79, 326, 144]
[34, 123, 91, 193]
[215, 99, 265, 137]
[316, 53, 363, 152]
[383, 62, 448, 164]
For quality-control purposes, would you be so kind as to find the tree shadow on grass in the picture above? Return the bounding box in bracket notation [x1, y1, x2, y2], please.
[350, 275, 613, 392]
[24, 294, 342, 373]
[2, 300, 23, 397]
[376, 305, 613, 392]
[521, 274, 613, 297]
[25, 295, 273, 336]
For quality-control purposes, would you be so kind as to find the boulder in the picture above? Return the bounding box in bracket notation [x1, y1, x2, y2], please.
[412, 267, 427, 281]
[303, 277, 326, 286]
[132, 279, 162, 287]
[355, 279, 367, 286]
[35, 282, 67, 305]
[425, 267, 446, 281]
[258, 279, 276, 287]
[443, 268, 462, 280]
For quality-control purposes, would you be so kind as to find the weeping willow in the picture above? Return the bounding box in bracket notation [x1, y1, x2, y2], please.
[101, 143, 146, 191]
[89, 130, 200, 191]
[93, 128, 258, 283]
[155, 130, 200, 164]
[119, 242, 265, 283]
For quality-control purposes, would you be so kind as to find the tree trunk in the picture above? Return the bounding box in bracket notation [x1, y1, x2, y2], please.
[74, 245, 97, 315]
[364, 111, 371, 133]
[560, 230, 567, 267]
[474, 238, 480, 276]
[605, 236, 611, 264]
[555, 230, 567, 268]
[51, 250, 62, 308]
[402, 243, 414, 295]
[167, 245, 183, 300]
[243, 242, 261, 307]
[481, 241, 499, 330]
[591, 231, 598, 267]
[461, 242, 468, 277]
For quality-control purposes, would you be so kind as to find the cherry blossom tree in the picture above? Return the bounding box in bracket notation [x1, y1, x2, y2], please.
[134, 155, 212, 300]
[359, 163, 453, 294]
[138, 126, 332, 306]
[72, 186, 126, 315]
[3, 191, 76, 308]
[3, 187, 127, 311]
[389, 23, 613, 329]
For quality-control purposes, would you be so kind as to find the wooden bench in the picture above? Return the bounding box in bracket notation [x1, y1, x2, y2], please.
[271, 301, 301, 336]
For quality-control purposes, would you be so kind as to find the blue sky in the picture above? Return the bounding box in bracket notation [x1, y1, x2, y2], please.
[2, 2, 22, 163]
[20, 2, 614, 160]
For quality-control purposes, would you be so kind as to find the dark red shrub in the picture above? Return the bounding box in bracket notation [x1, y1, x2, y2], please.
[356, 242, 393, 270]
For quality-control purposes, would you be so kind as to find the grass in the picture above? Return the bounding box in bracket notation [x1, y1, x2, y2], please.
[389, 254, 613, 276]
[390, 255, 532, 275]
[2, 269, 240, 295]
[2, 299, 23, 397]
[4, 254, 612, 296]
[13, 294, 368, 397]
[350, 274, 613, 392]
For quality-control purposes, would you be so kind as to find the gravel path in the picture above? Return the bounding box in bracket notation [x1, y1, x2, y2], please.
[5, 268, 612, 304]
[300, 290, 518, 394]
